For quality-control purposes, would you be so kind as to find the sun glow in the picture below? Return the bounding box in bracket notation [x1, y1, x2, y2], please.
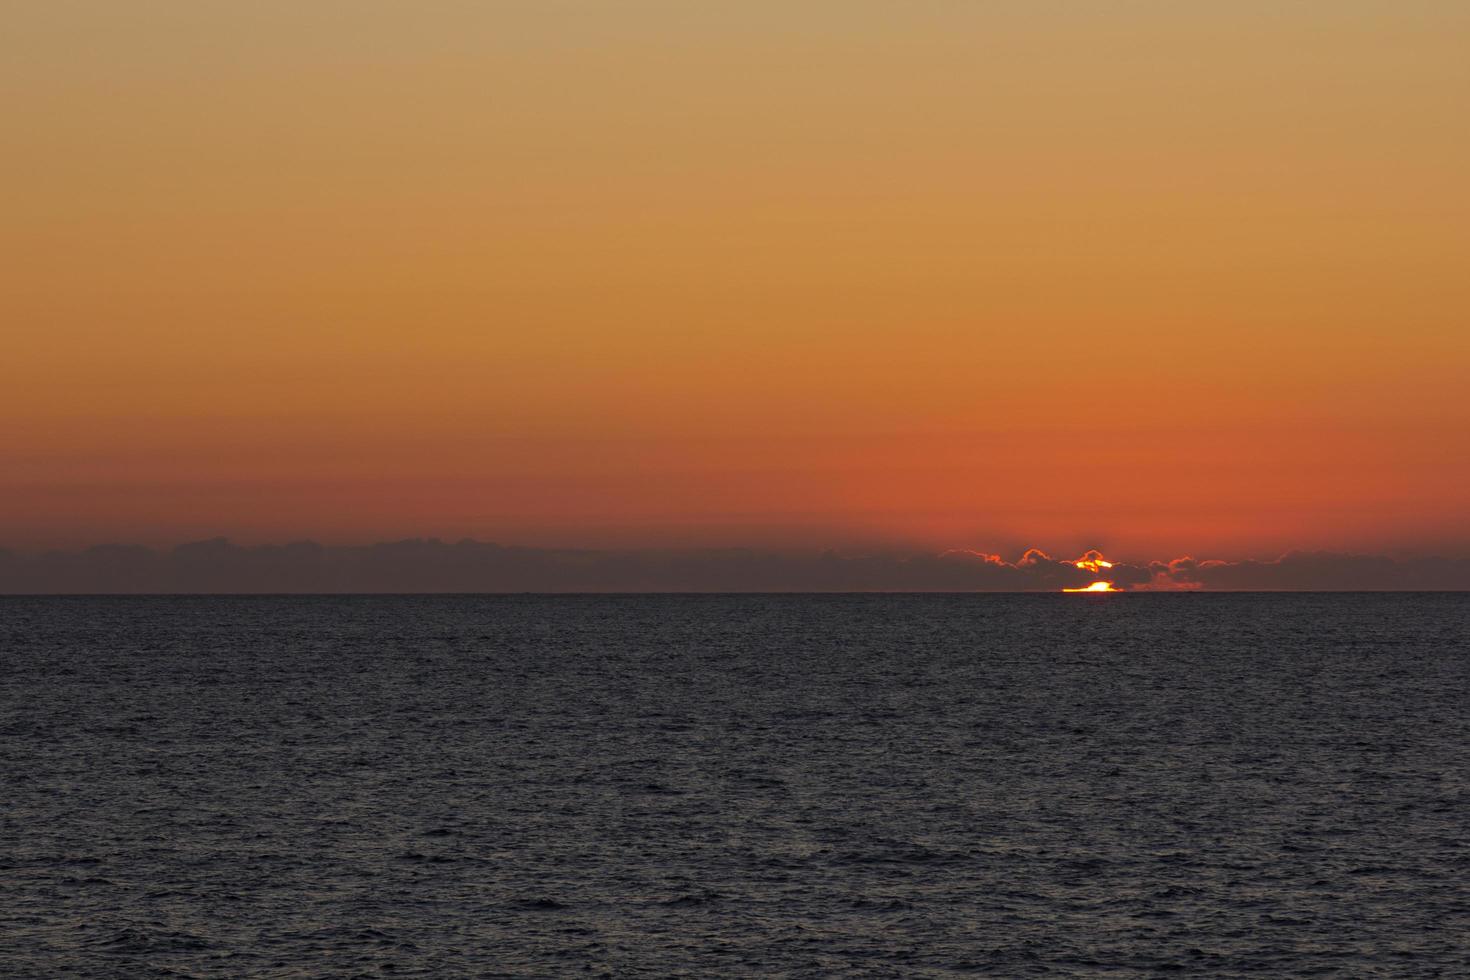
[1064, 581, 1119, 593]
[1073, 551, 1114, 574]
[1063, 551, 1121, 591]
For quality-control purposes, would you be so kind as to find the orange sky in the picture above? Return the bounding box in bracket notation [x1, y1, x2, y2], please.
[5, 2, 1468, 557]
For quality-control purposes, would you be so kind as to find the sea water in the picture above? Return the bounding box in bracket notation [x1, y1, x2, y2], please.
[2, 594, 1467, 976]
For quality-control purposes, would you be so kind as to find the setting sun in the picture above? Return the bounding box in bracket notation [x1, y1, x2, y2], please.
[1065, 551, 1120, 590]
[1064, 581, 1120, 593]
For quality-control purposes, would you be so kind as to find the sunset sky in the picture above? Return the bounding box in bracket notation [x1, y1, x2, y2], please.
[6, 2, 1468, 560]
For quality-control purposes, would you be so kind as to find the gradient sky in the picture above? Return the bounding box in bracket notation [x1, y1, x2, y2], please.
[5, 2, 1468, 559]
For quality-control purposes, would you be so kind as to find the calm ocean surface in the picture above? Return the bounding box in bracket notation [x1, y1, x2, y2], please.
[2, 594, 1467, 977]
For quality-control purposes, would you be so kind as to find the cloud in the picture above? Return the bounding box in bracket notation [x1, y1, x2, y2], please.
[1146, 550, 1470, 591]
[2, 540, 1467, 593]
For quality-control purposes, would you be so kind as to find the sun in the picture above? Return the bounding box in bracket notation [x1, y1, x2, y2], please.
[1064, 581, 1120, 593]
[1064, 551, 1119, 592]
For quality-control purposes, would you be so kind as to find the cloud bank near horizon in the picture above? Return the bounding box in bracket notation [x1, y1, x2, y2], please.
[2, 539, 1468, 594]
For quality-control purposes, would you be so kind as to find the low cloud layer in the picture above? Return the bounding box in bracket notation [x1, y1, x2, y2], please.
[1, 539, 1467, 593]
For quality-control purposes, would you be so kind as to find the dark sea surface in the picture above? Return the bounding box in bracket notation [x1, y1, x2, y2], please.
[2, 593, 1467, 978]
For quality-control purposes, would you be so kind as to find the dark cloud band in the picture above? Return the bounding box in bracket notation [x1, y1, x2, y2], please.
[2, 540, 1467, 593]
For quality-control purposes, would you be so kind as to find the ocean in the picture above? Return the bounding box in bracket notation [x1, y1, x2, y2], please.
[2, 593, 1467, 977]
